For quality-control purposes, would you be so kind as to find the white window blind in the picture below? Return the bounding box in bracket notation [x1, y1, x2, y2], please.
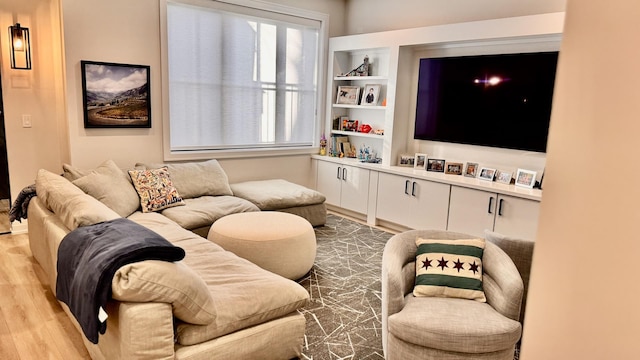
[166, 0, 321, 153]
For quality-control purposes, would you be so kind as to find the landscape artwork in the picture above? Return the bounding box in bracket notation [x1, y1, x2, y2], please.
[81, 61, 151, 128]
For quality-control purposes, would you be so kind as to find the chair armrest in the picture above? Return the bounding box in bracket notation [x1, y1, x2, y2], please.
[483, 241, 524, 322]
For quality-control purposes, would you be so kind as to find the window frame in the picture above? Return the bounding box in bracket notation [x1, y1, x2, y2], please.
[159, 0, 329, 161]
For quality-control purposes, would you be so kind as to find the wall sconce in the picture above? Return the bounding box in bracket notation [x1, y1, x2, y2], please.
[9, 23, 31, 70]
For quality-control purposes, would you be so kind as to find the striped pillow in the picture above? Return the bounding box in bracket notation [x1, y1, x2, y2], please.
[413, 238, 486, 302]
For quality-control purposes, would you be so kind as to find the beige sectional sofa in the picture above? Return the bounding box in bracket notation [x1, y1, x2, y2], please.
[28, 159, 325, 359]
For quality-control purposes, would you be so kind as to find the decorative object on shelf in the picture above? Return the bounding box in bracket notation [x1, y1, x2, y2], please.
[495, 170, 513, 184]
[414, 153, 427, 170]
[344, 55, 369, 77]
[374, 129, 384, 135]
[358, 124, 372, 133]
[398, 154, 415, 167]
[9, 23, 31, 70]
[445, 162, 463, 175]
[360, 84, 381, 106]
[358, 145, 380, 163]
[319, 134, 327, 156]
[336, 85, 360, 105]
[81, 60, 151, 128]
[426, 158, 445, 172]
[515, 169, 537, 189]
[478, 167, 497, 181]
[341, 119, 359, 131]
[464, 162, 479, 178]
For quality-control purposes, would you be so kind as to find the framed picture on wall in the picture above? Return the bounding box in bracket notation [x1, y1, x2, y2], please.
[81, 60, 151, 128]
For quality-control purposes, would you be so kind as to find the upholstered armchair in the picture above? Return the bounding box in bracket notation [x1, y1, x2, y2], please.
[381, 230, 524, 360]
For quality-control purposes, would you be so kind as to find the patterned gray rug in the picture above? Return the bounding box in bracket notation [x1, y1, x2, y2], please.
[298, 214, 393, 360]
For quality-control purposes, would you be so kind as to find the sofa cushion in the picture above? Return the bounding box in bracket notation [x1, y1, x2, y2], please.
[128, 167, 185, 213]
[62, 163, 91, 181]
[160, 196, 259, 231]
[413, 237, 486, 302]
[72, 160, 140, 217]
[230, 179, 326, 210]
[112, 260, 215, 325]
[136, 160, 233, 199]
[35, 169, 120, 230]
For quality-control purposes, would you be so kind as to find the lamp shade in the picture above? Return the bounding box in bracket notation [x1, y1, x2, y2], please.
[9, 23, 31, 70]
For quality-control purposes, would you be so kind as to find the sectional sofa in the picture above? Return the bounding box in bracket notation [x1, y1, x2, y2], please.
[27, 159, 326, 359]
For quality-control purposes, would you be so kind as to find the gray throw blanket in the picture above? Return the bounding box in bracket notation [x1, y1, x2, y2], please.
[9, 183, 36, 223]
[56, 218, 185, 344]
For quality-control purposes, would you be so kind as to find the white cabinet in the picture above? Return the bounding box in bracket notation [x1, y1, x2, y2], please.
[376, 172, 450, 230]
[447, 186, 540, 240]
[316, 160, 370, 214]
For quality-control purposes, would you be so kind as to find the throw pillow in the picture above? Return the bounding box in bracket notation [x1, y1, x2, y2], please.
[128, 167, 185, 213]
[72, 160, 141, 217]
[413, 237, 486, 302]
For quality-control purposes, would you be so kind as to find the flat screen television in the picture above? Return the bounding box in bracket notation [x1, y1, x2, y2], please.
[414, 51, 558, 153]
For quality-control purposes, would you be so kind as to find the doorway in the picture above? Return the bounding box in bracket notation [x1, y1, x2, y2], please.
[0, 73, 12, 234]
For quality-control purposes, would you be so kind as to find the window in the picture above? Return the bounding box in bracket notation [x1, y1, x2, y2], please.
[163, 0, 326, 157]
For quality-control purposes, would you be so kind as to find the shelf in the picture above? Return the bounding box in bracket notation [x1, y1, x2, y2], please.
[331, 130, 384, 139]
[334, 75, 388, 81]
[333, 104, 386, 110]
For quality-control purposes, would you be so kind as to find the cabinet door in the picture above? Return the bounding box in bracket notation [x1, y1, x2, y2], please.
[493, 195, 541, 241]
[375, 172, 412, 225]
[340, 165, 370, 214]
[409, 179, 450, 230]
[447, 186, 496, 238]
[316, 161, 342, 207]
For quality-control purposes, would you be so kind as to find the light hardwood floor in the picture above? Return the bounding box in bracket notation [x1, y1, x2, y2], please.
[0, 233, 89, 359]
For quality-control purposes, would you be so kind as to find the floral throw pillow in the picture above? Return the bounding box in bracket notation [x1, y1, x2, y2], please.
[128, 167, 185, 213]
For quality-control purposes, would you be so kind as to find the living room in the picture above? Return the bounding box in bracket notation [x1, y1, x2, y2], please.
[2, 0, 640, 359]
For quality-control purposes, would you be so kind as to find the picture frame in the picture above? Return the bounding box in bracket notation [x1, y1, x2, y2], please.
[426, 158, 445, 172]
[478, 167, 496, 181]
[464, 162, 479, 178]
[515, 169, 537, 189]
[336, 85, 360, 105]
[495, 170, 513, 184]
[398, 154, 415, 167]
[81, 60, 151, 128]
[445, 162, 463, 175]
[414, 153, 427, 170]
[360, 84, 381, 106]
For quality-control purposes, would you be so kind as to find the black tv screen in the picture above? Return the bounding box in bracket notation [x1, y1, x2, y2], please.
[414, 51, 558, 152]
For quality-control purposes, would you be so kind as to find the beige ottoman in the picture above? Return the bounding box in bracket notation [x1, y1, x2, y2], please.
[208, 211, 316, 280]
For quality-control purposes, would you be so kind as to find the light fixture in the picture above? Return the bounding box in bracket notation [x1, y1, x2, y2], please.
[9, 23, 31, 70]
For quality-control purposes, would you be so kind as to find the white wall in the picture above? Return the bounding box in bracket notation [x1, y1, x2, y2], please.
[521, 1, 640, 358]
[345, 0, 566, 35]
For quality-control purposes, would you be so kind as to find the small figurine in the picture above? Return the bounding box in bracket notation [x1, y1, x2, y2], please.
[319, 134, 327, 155]
[346, 55, 370, 77]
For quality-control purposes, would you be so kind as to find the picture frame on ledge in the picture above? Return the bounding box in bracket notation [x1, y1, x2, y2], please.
[445, 162, 463, 175]
[414, 153, 427, 170]
[398, 154, 415, 167]
[426, 158, 445, 172]
[515, 169, 537, 189]
[464, 162, 479, 178]
[495, 170, 513, 184]
[478, 167, 496, 181]
[336, 86, 360, 105]
[360, 84, 381, 106]
[81, 60, 151, 128]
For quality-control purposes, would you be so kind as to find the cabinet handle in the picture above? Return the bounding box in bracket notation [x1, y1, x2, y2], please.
[498, 199, 504, 216]
[336, 167, 341, 179]
[404, 180, 410, 195]
[412, 181, 417, 197]
[342, 167, 347, 181]
[488, 197, 494, 214]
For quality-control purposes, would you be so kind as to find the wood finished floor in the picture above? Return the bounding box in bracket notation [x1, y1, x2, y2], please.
[0, 233, 89, 360]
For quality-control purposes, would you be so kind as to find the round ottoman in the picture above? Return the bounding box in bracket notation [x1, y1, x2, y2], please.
[208, 211, 316, 280]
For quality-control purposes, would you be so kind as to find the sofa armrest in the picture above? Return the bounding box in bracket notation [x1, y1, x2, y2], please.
[482, 241, 524, 322]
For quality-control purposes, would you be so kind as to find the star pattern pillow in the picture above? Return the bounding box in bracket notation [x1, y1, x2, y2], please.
[413, 237, 486, 302]
[128, 167, 185, 213]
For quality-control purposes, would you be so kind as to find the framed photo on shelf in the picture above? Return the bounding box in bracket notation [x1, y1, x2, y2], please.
[426, 158, 445, 172]
[414, 153, 427, 170]
[360, 84, 381, 106]
[81, 60, 151, 128]
[478, 167, 496, 181]
[515, 169, 537, 188]
[445, 162, 463, 175]
[336, 86, 360, 105]
[495, 170, 513, 184]
[398, 154, 415, 167]
[464, 162, 478, 178]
